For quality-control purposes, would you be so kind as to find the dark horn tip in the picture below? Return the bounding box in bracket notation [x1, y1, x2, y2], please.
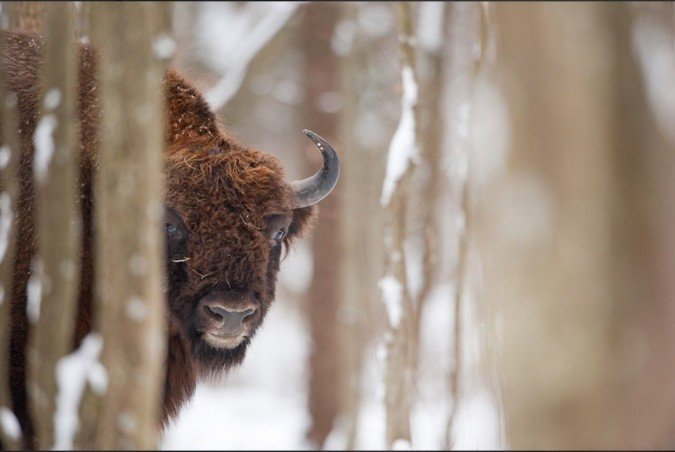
[290, 129, 340, 209]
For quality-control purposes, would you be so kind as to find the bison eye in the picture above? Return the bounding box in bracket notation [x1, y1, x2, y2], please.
[166, 224, 178, 235]
[272, 229, 286, 242]
[265, 214, 292, 244]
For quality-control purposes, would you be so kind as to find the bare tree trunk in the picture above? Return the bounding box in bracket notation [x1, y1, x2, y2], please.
[339, 3, 394, 448]
[0, 20, 23, 452]
[444, 3, 489, 448]
[26, 3, 79, 449]
[77, 3, 169, 449]
[382, 3, 421, 447]
[301, 3, 346, 448]
[479, 3, 675, 448]
[6, 2, 46, 34]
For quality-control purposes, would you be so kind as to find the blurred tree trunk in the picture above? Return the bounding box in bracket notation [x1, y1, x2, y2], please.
[300, 3, 346, 448]
[479, 3, 675, 448]
[0, 19, 22, 452]
[339, 3, 397, 448]
[77, 3, 169, 449]
[382, 3, 421, 447]
[6, 2, 46, 34]
[443, 3, 489, 448]
[410, 0, 446, 377]
[26, 3, 79, 449]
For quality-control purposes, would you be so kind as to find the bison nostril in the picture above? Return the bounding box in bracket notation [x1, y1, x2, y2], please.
[205, 304, 225, 321]
[241, 308, 255, 320]
[203, 304, 256, 333]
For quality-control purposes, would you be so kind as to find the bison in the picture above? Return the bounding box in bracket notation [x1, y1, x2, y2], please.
[2, 30, 338, 449]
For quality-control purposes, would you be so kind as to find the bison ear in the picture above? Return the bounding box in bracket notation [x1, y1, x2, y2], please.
[164, 70, 220, 145]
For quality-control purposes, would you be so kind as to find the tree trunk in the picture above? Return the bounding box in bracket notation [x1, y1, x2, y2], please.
[26, 3, 80, 449]
[6, 2, 46, 34]
[0, 20, 23, 452]
[77, 3, 169, 449]
[382, 3, 421, 447]
[300, 3, 346, 448]
[479, 3, 675, 448]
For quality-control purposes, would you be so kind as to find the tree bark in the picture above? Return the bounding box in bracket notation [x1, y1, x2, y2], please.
[6, 2, 46, 34]
[300, 3, 346, 448]
[480, 3, 675, 448]
[77, 3, 169, 449]
[0, 19, 23, 452]
[26, 3, 79, 449]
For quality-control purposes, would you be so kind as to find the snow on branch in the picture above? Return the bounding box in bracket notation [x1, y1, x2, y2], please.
[203, 2, 301, 110]
[381, 65, 420, 206]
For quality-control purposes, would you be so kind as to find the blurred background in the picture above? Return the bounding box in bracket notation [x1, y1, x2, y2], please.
[6, 1, 675, 450]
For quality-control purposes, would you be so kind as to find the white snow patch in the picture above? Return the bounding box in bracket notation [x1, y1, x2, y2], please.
[0, 193, 13, 263]
[381, 65, 419, 206]
[331, 19, 355, 57]
[379, 275, 404, 328]
[0, 144, 10, 169]
[53, 333, 107, 450]
[26, 258, 44, 325]
[392, 438, 412, 450]
[404, 234, 424, 302]
[633, 19, 675, 146]
[451, 390, 503, 450]
[0, 284, 4, 306]
[126, 296, 148, 322]
[44, 88, 61, 110]
[417, 2, 445, 54]
[33, 114, 57, 184]
[153, 33, 177, 60]
[118, 411, 137, 435]
[0, 406, 20, 441]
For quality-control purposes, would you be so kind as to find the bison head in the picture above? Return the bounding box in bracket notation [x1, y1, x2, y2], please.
[162, 71, 338, 374]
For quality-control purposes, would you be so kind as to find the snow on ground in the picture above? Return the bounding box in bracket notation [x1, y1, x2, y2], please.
[162, 278, 502, 450]
[161, 291, 312, 450]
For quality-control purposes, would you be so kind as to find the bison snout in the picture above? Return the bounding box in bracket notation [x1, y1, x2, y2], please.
[205, 304, 255, 332]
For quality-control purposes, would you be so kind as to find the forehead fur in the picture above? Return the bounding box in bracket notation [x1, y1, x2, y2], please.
[165, 145, 292, 218]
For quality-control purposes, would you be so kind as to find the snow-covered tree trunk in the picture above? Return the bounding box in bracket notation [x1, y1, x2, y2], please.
[480, 3, 675, 448]
[381, 2, 421, 447]
[26, 3, 80, 449]
[0, 18, 23, 452]
[301, 3, 346, 448]
[77, 3, 170, 449]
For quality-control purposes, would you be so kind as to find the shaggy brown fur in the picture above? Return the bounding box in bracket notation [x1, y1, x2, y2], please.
[3, 30, 316, 449]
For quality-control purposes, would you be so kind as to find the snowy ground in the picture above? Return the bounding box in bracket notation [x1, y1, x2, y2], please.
[161, 272, 502, 450]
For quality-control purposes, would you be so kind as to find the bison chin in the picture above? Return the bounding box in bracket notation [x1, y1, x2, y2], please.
[192, 334, 252, 375]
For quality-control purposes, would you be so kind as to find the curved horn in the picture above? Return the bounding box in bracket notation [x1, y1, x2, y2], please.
[290, 129, 340, 209]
